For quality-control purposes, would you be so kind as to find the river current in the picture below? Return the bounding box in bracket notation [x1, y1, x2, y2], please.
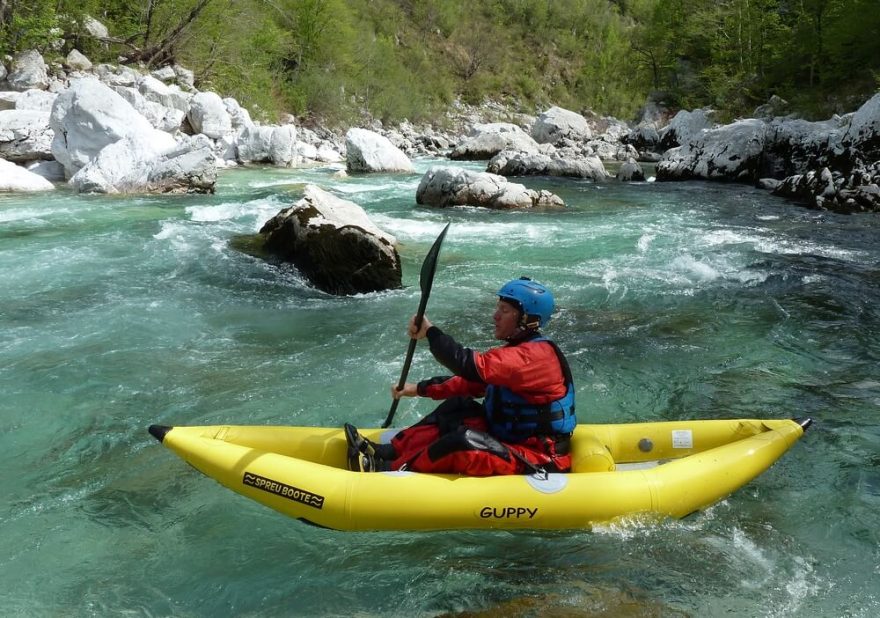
[1, 160, 878, 616]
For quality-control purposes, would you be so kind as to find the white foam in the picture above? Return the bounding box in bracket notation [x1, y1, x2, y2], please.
[671, 254, 720, 281]
[637, 233, 655, 253]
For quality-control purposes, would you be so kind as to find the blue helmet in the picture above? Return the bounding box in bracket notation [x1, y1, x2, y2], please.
[497, 277, 555, 328]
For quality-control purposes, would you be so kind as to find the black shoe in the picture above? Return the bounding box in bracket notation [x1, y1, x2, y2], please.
[344, 423, 397, 465]
[344, 423, 375, 456]
[356, 451, 383, 473]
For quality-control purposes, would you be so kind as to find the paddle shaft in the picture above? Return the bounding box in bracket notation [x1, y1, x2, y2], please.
[383, 335, 418, 428]
[382, 224, 449, 428]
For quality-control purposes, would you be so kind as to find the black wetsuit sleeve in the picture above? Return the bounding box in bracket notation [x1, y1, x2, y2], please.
[425, 326, 483, 382]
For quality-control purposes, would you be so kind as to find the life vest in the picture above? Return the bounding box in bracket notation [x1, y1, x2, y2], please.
[484, 337, 576, 443]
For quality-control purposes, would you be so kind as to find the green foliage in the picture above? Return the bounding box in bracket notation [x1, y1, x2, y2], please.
[3, 0, 878, 123]
[0, 2, 59, 55]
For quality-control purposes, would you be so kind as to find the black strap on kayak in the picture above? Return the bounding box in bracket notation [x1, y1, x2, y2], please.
[509, 448, 549, 480]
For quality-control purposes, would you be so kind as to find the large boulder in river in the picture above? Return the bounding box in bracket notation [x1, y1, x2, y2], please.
[416, 166, 564, 209]
[616, 158, 646, 182]
[50, 78, 172, 177]
[488, 150, 609, 180]
[450, 123, 540, 160]
[531, 106, 592, 144]
[0, 158, 54, 192]
[345, 128, 413, 173]
[760, 117, 844, 179]
[657, 118, 766, 181]
[259, 185, 401, 295]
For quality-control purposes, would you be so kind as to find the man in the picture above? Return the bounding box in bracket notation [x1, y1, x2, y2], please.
[345, 277, 576, 475]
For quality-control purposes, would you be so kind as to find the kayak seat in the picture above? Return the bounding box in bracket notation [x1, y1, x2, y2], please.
[570, 433, 615, 473]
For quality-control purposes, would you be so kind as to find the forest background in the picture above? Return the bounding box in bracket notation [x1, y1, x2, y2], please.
[1, 0, 878, 127]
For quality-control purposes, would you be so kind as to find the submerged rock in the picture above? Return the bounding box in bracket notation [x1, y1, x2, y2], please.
[259, 185, 401, 295]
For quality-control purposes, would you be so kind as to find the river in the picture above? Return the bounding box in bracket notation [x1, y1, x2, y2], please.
[1, 160, 878, 616]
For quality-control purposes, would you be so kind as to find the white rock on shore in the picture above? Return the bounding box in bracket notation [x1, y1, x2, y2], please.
[345, 128, 413, 173]
[532, 106, 592, 144]
[187, 91, 232, 139]
[0, 109, 53, 162]
[50, 78, 171, 177]
[450, 122, 540, 160]
[0, 158, 54, 191]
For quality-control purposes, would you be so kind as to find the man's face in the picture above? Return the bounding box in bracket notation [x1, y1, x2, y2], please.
[493, 299, 522, 340]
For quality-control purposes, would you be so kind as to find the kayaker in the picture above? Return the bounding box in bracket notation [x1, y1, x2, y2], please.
[344, 277, 576, 475]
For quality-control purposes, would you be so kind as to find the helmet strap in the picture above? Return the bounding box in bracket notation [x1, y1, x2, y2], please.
[520, 314, 541, 330]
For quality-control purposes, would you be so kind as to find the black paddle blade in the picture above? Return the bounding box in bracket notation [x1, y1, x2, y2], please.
[382, 223, 450, 428]
[419, 223, 450, 297]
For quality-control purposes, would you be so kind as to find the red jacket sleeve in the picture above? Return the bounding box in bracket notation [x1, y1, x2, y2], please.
[418, 375, 486, 400]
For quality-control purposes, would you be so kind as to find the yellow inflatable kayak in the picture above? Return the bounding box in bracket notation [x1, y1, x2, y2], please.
[148, 418, 811, 531]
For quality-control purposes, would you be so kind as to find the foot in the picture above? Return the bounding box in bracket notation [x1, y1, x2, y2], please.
[344, 423, 375, 456]
[355, 451, 389, 473]
[344, 423, 397, 468]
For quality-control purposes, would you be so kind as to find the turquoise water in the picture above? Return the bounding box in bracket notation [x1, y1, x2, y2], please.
[1, 160, 878, 616]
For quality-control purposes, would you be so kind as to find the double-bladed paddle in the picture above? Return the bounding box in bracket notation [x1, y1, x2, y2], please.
[382, 223, 450, 428]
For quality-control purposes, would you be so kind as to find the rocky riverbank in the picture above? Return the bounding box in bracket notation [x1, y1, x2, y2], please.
[2, 43, 879, 213]
[2, 29, 879, 295]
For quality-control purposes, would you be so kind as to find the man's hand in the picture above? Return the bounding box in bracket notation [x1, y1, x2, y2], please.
[391, 383, 418, 399]
[408, 314, 432, 339]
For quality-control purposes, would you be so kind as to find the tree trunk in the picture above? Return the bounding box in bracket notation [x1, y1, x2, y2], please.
[123, 0, 213, 67]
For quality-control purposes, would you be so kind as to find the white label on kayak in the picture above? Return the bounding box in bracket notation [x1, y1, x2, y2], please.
[526, 473, 568, 494]
[672, 429, 693, 449]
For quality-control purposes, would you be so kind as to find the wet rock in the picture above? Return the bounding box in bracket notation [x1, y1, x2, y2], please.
[416, 166, 564, 209]
[616, 158, 646, 182]
[488, 150, 609, 180]
[259, 185, 401, 295]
